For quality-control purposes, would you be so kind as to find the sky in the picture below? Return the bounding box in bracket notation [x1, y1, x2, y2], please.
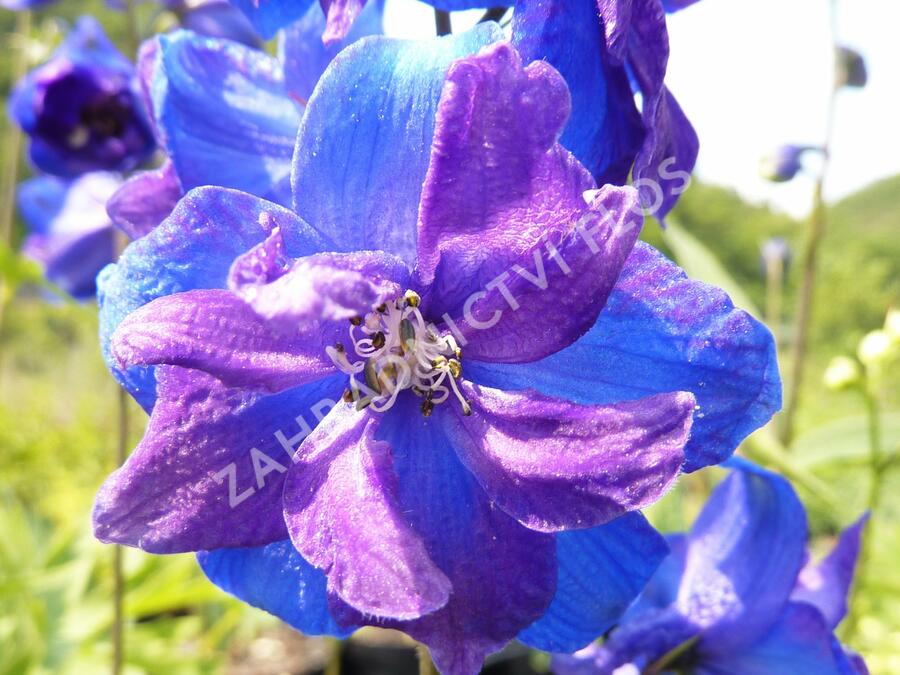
[384, 0, 900, 218]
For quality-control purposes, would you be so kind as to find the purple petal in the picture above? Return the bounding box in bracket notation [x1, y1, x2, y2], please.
[107, 160, 182, 239]
[292, 23, 502, 266]
[321, 0, 366, 45]
[283, 403, 452, 620]
[683, 461, 809, 654]
[334, 395, 556, 674]
[229, 243, 408, 333]
[512, 0, 644, 185]
[444, 382, 692, 532]
[433, 185, 642, 363]
[464, 242, 781, 471]
[93, 367, 344, 552]
[792, 514, 869, 630]
[414, 42, 641, 361]
[697, 603, 854, 675]
[99, 187, 328, 410]
[111, 288, 338, 393]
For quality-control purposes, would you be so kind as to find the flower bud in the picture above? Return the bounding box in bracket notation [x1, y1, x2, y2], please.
[857, 330, 895, 367]
[9, 17, 156, 177]
[835, 46, 868, 89]
[823, 356, 862, 391]
[884, 308, 900, 343]
[760, 145, 820, 183]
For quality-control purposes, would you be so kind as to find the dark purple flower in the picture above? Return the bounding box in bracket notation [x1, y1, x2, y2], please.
[8, 17, 156, 177]
[836, 46, 868, 89]
[554, 460, 869, 675]
[93, 35, 778, 674]
[18, 172, 121, 299]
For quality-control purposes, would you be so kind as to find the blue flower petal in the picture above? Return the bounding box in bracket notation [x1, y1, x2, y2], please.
[291, 23, 503, 266]
[150, 30, 300, 207]
[518, 512, 668, 653]
[686, 461, 808, 654]
[279, 0, 384, 104]
[198, 540, 353, 637]
[228, 0, 317, 40]
[98, 187, 328, 410]
[512, 0, 643, 184]
[696, 603, 851, 675]
[465, 242, 781, 471]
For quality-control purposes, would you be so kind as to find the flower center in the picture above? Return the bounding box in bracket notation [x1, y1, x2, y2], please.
[326, 290, 470, 417]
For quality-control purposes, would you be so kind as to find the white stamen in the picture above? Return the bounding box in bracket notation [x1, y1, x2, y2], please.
[327, 291, 468, 416]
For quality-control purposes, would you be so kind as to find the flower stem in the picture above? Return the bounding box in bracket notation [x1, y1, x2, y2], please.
[434, 10, 452, 36]
[123, 0, 142, 57]
[780, 0, 840, 445]
[0, 10, 32, 335]
[418, 643, 435, 675]
[845, 386, 884, 640]
[324, 638, 342, 675]
[479, 8, 509, 23]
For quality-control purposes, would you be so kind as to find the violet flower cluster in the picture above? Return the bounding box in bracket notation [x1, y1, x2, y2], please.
[553, 461, 869, 675]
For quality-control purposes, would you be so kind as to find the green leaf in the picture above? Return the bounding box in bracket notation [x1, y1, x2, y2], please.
[791, 412, 900, 468]
[662, 219, 762, 318]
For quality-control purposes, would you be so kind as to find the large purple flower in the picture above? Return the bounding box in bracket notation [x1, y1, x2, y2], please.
[9, 17, 156, 177]
[554, 461, 869, 675]
[18, 172, 121, 299]
[93, 34, 778, 675]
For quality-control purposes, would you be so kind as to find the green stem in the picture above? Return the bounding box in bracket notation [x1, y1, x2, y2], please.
[324, 638, 342, 675]
[0, 10, 33, 335]
[780, 0, 840, 445]
[845, 386, 883, 640]
[418, 643, 435, 675]
[123, 0, 142, 57]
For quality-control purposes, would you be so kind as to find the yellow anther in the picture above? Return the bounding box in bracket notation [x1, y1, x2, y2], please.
[404, 290, 421, 308]
[448, 359, 462, 379]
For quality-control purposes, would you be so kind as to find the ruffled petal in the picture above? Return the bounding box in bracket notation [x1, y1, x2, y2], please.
[413, 43, 640, 361]
[331, 395, 556, 675]
[198, 539, 351, 637]
[291, 23, 503, 265]
[518, 513, 669, 652]
[230, 240, 408, 334]
[792, 514, 869, 630]
[111, 289, 338, 393]
[464, 242, 781, 471]
[98, 187, 326, 410]
[283, 403, 452, 620]
[279, 0, 384, 103]
[445, 382, 692, 532]
[683, 461, 809, 654]
[93, 367, 344, 553]
[696, 603, 852, 675]
[150, 30, 300, 206]
[511, 0, 643, 184]
[106, 160, 182, 239]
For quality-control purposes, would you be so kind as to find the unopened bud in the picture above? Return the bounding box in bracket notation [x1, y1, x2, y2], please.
[823, 356, 861, 391]
[857, 330, 894, 366]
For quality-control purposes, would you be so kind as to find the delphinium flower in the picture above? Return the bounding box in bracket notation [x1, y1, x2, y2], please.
[760, 144, 822, 183]
[93, 27, 779, 674]
[554, 461, 868, 675]
[17, 172, 121, 299]
[1, 0, 55, 9]
[9, 17, 156, 177]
